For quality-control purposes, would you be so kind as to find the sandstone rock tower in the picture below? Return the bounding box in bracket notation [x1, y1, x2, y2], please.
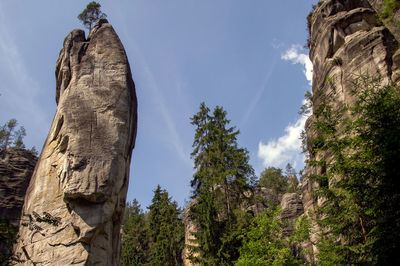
[302, 0, 399, 262]
[14, 19, 137, 265]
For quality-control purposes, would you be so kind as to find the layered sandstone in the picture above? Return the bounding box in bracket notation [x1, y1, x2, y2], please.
[14, 19, 137, 265]
[302, 0, 399, 261]
[0, 148, 37, 259]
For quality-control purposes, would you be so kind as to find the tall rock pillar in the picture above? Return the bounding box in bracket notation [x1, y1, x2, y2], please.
[14, 19, 137, 265]
[302, 0, 399, 262]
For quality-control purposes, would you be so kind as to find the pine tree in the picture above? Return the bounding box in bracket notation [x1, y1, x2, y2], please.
[148, 185, 184, 266]
[0, 119, 26, 151]
[77, 2, 107, 32]
[188, 102, 255, 265]
[121, 200, 149, 266]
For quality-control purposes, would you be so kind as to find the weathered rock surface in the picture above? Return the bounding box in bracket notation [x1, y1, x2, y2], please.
[0, 148, 37, 259]
[302, 0, 399, 262]
[280, 193, 304, 222]
[182, 200, 199, 266]
[14, 19, 137, 265]
[0, 148, 37, 224]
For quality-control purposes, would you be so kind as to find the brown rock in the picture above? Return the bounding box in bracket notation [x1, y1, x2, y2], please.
[0, 148, 37, 224]
[280, 193, 304, 222]
[14, 19, 137, 265]
[0, 148, 37, 259]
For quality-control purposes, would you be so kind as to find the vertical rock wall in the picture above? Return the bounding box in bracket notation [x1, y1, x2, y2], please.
[0, 148, 37, 225]
[302, 0, 399, 262]
[14, 19, 137, 265]
[0, 148, 37, 259]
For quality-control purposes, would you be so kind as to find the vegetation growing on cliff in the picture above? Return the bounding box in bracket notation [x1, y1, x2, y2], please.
[378, 0, 399, 23]
[305, 75, 400, 265]
[78, 1, 107, 32]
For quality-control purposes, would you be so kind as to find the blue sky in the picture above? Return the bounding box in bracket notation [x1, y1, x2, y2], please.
[0, 0, 317, 209]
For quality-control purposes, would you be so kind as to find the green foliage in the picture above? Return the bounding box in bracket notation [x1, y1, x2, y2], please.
[378, 0, 398, 23]
[188, 102, 255, 265]
[121, 188, 184, 266]
[259, 167, 288, 195]
[0, 119, 26, 151]
[121, 199, 150, 266]
[235, 206, 306, 266]
[77, 1, 107, 32]
[148, 185, 184, 266]
[298, 91, 313, 116]
[305, 75, 400, 265]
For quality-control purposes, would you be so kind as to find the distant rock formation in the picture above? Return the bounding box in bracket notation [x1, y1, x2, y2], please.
[302, 0, 399, 262]
[0, 148, 37, 224]
[14, 19, 137, 265]
[0, 148, 37, 260]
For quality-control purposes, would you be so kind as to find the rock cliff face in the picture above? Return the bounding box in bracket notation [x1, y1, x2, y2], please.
[0, 148, 37, 259]
[14, 19, 137, 265]
[0, 148, 37, 224]
[302, 0, 399, 261]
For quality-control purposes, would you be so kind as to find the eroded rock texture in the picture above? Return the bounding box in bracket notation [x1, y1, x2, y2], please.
[302, 0, 399, 262]
[0, 148, 37, 258]
[14, 19, 137, 265]
[0, 148, 37, 224]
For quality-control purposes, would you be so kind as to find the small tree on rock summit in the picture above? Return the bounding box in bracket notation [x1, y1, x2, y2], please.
[78, 2, 107, 32]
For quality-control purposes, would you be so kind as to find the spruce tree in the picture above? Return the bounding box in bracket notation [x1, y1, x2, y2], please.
[121, 200, 149, 266]
[148, 185, 184, 266]
[188, 103, 255, 265]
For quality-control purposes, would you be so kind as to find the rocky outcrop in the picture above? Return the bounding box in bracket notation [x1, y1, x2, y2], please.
[182, 200, 199, 266]
[0, 148, 37, 260]
[0, 148, 37, 224]
[280, 193, 304, 223]
[302, 0, 399, 262]
[14, 19, 137, 265]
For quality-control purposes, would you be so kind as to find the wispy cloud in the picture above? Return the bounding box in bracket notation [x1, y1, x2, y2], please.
[257, 44, 313, 171]
[281, 44, 312, 85]
[141, 59, 192, 167]
[116, 16, 192, 167]
[241, 57, 277, 126]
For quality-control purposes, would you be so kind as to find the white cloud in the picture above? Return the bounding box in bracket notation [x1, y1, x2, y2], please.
[281, 44, 313, 85]
[258, 114, 307, 169]
[256, 45, 313, 170]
